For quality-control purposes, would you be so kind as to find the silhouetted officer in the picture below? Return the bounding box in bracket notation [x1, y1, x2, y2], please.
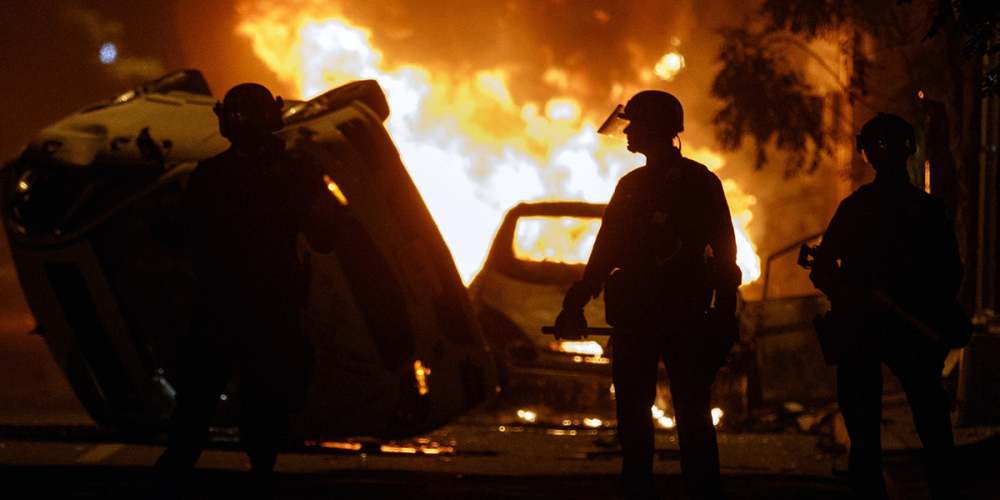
[809, 113, 964, 499]
[557, 91, 741, 500]
[152, 83, 339, 499]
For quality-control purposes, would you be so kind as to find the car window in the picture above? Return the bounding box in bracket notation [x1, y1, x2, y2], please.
[512, 216, 602, 264]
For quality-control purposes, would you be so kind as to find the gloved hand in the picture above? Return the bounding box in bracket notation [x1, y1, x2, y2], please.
[808, 256, 842, 296]
[554, 308, 588, 341]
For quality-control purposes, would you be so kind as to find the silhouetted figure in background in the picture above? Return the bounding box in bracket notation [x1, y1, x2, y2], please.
[152, 83, 339, 499]
[556, 91, 741, 500]
[808, 113, 965, 499]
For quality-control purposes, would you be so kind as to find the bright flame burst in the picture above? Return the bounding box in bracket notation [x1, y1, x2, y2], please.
[236, 3, 759, 285]
[654, 52, 685, 81]
[651, 406, 724, 428]
[558, 341, 604, 356]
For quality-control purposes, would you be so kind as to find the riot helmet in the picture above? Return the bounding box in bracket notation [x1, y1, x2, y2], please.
[856, 113, 916, 157]
[598, 90, 684, 140]
[214, 83, 285, 142]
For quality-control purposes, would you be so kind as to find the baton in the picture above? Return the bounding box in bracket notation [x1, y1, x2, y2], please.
[541, 326, 614, 336]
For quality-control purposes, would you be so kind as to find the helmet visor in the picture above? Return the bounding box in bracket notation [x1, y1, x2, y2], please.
[597, 104, 628, 140]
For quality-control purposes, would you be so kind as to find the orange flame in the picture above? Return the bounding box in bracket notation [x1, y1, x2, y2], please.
[654, 52, 685, 81]
[513, 217, 601, 265]
[235, 2, 760, 285]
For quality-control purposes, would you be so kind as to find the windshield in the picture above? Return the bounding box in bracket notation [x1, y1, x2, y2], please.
[512, 216, 602, 265]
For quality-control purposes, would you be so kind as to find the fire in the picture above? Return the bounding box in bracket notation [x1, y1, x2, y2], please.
[413, 360, 430, 396]
[517, 409, 537, 422]
[235, 2, 760, 286]
[557, 341, 604, 356]
[654, 52, 685, 81]
[651, 406, 724, 428]
[513, 217, 601, 265]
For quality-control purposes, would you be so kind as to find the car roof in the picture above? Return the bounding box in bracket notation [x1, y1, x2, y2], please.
[503, 201, 606, 219]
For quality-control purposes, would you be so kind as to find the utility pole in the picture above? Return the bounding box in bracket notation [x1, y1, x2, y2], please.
[957, 52, 1000, 427]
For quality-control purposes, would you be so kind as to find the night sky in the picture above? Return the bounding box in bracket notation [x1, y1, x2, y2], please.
[0, 0, 286, 163]
[0, 0, 281, 316]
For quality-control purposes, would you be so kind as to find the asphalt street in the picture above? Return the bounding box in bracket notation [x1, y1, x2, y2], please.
[1, 314, 998, 499]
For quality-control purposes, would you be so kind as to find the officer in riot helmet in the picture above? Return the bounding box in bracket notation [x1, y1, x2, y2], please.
[808, 113, 966, 498]
[854, 112, 917, 174]
[557, 90, 741, 500]
[215, 83, 285, 145]
[152, 83, 340, 499]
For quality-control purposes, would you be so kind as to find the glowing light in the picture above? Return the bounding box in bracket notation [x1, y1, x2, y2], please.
[16, 171, 31, 193]
[99, 43, 117, 64]
[712, 407, 723, 426]
[583, 418, 603, 427]
[113, 90, 136, 104]
[420, 446, 454, 455]
[380, 444, 418, 453]
[924, 160, 931, 194]
[517, 409, 537, 422]
[319, 441, 362, 451]
[652, 405, 677, 428]
[558, 340, 604, 356]
[323, 174, 349, 205]
[547, 429, 578, 436]
[413, 360, 430, 396]
[584, 356, 610, 365]
[376, 442, 455, 455]
[654, 52, 685, 81]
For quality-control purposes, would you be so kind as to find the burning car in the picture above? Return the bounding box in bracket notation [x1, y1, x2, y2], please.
[467, 201, 619, 422]
[1, 70, 496, 440]
[468, 201, 612, 377]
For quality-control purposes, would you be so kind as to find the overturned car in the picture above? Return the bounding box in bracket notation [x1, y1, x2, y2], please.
[1, 70, 496, 439]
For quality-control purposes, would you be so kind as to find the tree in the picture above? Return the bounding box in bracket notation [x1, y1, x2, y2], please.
[901, 0, 1000, 97]
[712, 28, 826, 173]
[710, 0, 992, 173]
